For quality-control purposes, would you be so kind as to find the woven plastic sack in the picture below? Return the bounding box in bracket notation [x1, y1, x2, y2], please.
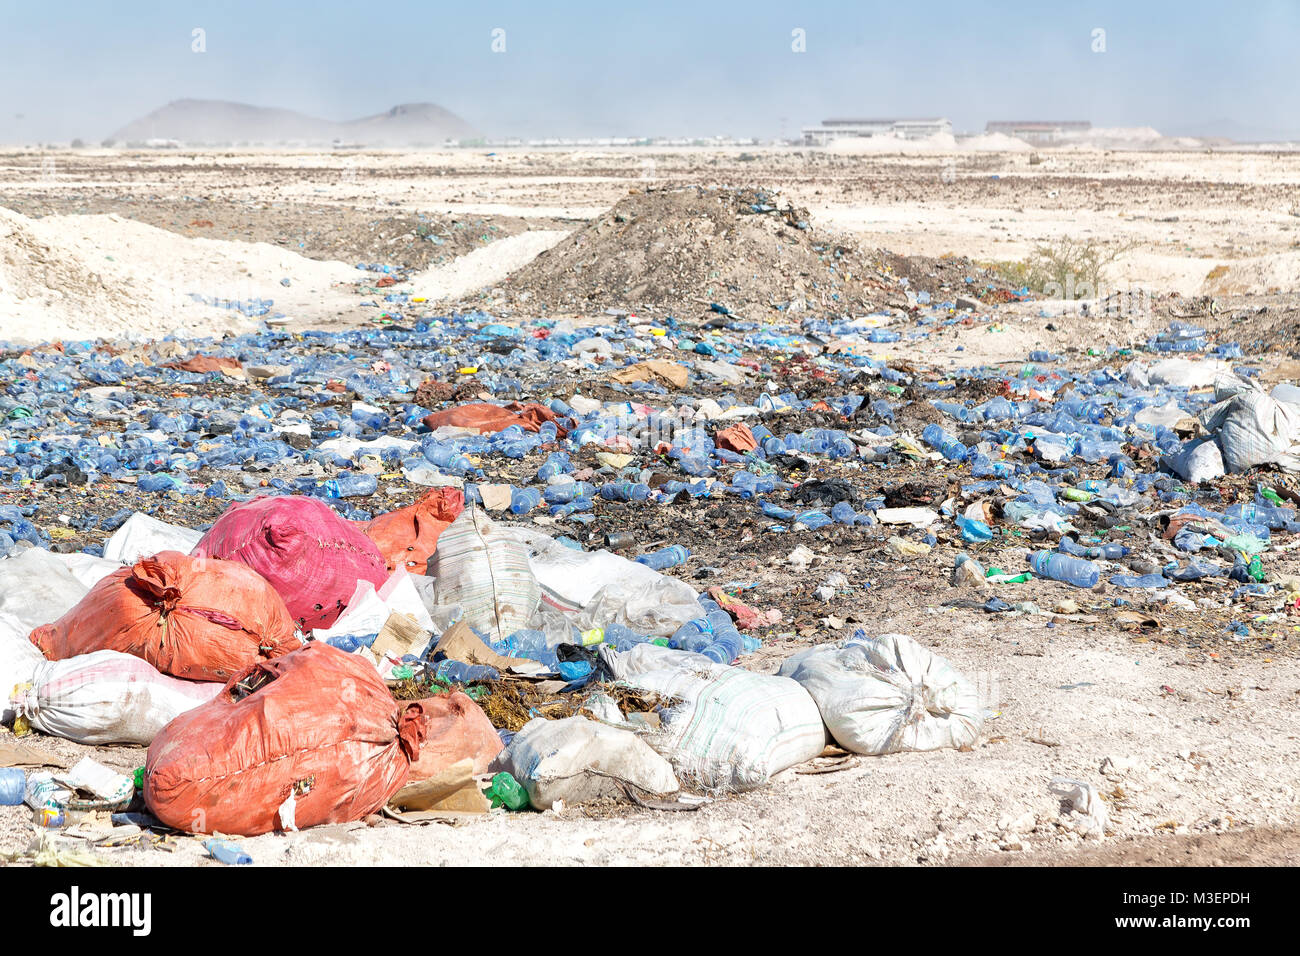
[103, 512, 203, 564]
[13, 650, 221, 745]
[406, 692, 503, 780]
[601, 643, 827, 792]
[30, 551, 300, 683]
[362, 487, 464, 573]
[500, 715, 678, 809]
[145, 643, 422, 836]
[777, 632, 983, 755]
[0, 548, 91, 633]
[1201, 385, 1300, 474]
[195, 495, 387, 629]
[427, 507, 540, 640]
[0, 611, 44, 723]
[1167, 438, 1225, 485]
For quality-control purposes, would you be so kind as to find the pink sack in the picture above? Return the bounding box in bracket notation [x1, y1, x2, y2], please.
[194, 496, 387, 630]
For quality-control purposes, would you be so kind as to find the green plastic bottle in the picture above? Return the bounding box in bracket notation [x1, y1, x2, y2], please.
[484, 772, 530, 811]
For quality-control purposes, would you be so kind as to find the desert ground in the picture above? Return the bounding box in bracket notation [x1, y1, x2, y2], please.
[0, 145, 1297, 865]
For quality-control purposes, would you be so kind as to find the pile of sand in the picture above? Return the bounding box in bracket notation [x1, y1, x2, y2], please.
[408, 229, 569, 303]
[490, 186, 910, 317]
[0, 206, 360, 344]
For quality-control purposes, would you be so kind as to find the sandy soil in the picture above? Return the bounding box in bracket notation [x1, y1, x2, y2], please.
[0, 145, 1297, 866]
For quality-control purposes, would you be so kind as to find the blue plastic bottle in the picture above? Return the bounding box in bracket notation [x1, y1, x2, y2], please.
[510, 487, 542, 514]
[635, 545, 690, 571]
[922, 424, 968, 462]
[0, 768, 24, 806]
[1029, 551, 1100, 588]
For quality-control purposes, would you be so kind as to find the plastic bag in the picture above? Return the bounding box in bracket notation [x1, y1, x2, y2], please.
[0, 548, 91, 633]
[31, 551, 301, 683]
[195, 495, 388, 630]
[145, 643, 422, 835]
[102, 513, 203, 564]
[1049, 777, 1109, 839]
[511, 527, 700, 636]
[601, 643, 827, 791]
[499, 715, 679, 809]
[777, 632, 983, 755]
[311, 568, 435, 643]
[13, 650, 221, 745]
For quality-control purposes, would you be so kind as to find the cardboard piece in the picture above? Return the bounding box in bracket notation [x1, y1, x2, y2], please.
[371, 611, 429, 659]
[0, 741, 65, 769]
[608, 360, 689, 389]
[477, 484, 514, 512]
[433, 619, 531, 670]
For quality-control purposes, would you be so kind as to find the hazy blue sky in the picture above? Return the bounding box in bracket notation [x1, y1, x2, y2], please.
[2, 0, 1298, 141]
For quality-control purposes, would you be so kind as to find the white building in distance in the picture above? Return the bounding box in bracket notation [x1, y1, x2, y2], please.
[801, 117, 952, 145]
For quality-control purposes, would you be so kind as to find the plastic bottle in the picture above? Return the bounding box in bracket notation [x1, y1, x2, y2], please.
[496, 630, 559, 669]
[635, 545, 690, 571]
[0, 768, 24, 806]
[921, 424, 968, 462]
[1108, 573, 1168, 589]
[33, 807, 85, 828]
[205, 838, 253, 865]
[598, 482, 651, 502]
[1028, 551, 1100, 589]
[509, 487, 542, 515]
[484, 771, 530, 811]
[325, 473, 378, 498]
[431, 659, 500, 683]
[953, 553, 986, 587]
[670, 618, 713, 652]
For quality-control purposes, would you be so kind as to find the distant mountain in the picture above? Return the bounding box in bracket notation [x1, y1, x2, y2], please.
[343, 103, 478, 145]
[109, 99, 479, 146]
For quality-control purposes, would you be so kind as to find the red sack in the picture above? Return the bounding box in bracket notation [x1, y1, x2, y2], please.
[145, 643, 422, 836]
[362, 487, 464, 573]
[406, 692, 503, 780]
[715, 423, 758, 454]
[422, 402, 569, 438]
[194, 496, 387, 630]
[30, 551, 300, 683]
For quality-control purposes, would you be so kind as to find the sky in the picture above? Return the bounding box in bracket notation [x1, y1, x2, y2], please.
[1, 0, 1298, 142]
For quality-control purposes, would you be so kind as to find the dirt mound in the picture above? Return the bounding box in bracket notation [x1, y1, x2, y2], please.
[493, 185, 908, 319]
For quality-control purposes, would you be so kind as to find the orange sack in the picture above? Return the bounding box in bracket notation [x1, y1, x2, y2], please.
[406, 692, 503, 780]
[30, 551, 300, 683]
[422, 402, 569, 438]
[362, 487, 465, 573]
[715, 423, 758, 454]
[145, 643, 423, 836]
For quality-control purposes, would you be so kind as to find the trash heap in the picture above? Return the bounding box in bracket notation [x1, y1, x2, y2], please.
[1, 291, 1299, 854]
